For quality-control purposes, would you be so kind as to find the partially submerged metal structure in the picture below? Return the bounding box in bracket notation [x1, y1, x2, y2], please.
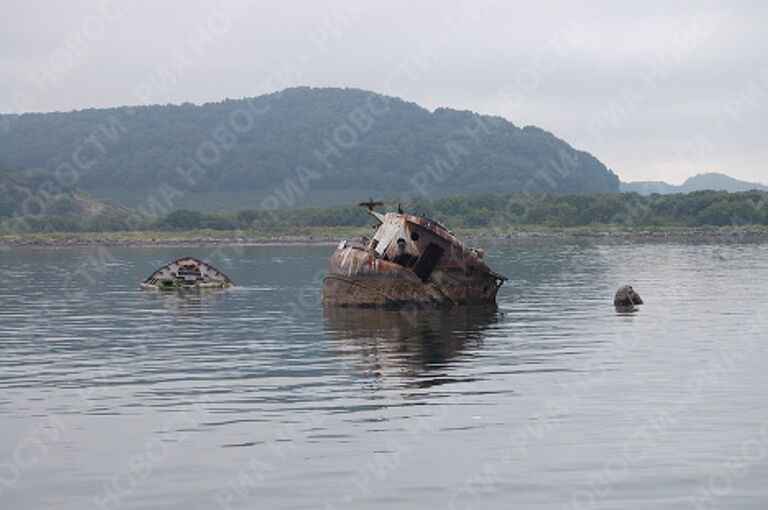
[322, 202, 507, 306]
[140, 257, 233, 290]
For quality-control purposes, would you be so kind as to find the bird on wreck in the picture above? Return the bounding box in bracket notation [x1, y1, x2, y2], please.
[321, 201, 507, 306]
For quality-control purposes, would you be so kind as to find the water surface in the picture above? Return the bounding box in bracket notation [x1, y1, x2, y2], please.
[1, 241, 767, 509]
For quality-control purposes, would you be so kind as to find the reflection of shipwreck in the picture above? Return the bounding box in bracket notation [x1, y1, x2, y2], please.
[323, 304, 498, 381]
[140, 257, 233, 290]
[322, 202, 507, 306]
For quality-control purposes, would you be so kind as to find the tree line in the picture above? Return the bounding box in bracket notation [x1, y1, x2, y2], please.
[4, 191, 768, 233]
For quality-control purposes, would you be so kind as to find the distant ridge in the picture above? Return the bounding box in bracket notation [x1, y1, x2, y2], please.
[0, 87, 619, 212]
[621, 173, 768, 195]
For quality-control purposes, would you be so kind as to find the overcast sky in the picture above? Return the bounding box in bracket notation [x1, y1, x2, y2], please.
[1, 0, 766, 183]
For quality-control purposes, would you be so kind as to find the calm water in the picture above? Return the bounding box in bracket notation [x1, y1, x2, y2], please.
[1, 241, 767, 510]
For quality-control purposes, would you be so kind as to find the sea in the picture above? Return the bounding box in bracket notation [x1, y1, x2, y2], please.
[1, 240, 767, 509]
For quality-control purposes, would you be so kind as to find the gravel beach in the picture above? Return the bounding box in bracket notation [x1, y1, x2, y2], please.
[4, 228, 768, 248]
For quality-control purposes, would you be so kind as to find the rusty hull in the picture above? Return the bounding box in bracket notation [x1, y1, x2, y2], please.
[322, 209, 507, 306]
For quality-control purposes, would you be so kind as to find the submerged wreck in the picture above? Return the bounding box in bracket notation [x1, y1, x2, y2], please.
[322, 202, 507, 306]
[140, 257, 234, 290]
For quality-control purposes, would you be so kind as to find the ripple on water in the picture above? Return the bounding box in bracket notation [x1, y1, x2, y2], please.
[1, 243, 768, 509]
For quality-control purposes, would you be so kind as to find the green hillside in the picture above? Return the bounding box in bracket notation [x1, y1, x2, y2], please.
[0, 164, 127, 230]
[5, 189, 768, 234]
[0, 87, 619, 211]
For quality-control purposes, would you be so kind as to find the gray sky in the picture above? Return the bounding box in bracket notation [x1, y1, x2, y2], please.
[1, 0, 766, 184]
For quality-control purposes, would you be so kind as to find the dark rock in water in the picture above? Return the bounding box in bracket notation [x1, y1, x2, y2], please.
[614, 285, 643, 307]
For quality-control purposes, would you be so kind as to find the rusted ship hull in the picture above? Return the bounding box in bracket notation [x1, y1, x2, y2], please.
[323, 270, 501, 306]
[322, 242, 503, 307]
[322, 204, 506, 307]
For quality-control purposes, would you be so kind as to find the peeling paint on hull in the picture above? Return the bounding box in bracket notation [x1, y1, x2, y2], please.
[322, 208, 506, 307]
[140, 257, 234, 291]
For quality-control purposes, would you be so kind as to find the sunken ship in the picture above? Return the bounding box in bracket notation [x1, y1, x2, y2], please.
[321, 202, 507, 306]
[140, 257, 234, 290]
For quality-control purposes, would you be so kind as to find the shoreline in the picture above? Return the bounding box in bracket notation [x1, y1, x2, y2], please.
[3, 227, 768, 248]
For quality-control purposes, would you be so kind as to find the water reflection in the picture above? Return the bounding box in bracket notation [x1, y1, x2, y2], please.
[140, 288, 228, 315]
[323, 305, 499, 386]
[614, 304, 641, 315]
[3, 244, 768, 509]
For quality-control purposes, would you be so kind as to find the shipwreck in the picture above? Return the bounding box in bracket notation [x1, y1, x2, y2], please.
[321, 201, 507, 306]
[140, 257, 234, 290]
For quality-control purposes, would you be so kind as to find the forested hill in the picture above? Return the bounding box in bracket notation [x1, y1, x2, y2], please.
[0, 87, 620, 211]
[0, 164, 127, 221]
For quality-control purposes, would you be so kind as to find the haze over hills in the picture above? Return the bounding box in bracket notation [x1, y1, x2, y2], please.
[0, 87, 620, 212]
[621, 173, 768, 195]
[0, 164, 126, 220]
